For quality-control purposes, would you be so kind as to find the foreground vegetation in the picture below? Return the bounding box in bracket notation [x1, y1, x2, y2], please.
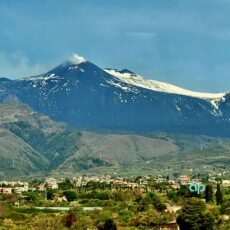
[0, 177, 230, 229]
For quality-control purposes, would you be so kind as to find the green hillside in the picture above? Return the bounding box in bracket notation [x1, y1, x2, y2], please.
[0, 102, 230, 179]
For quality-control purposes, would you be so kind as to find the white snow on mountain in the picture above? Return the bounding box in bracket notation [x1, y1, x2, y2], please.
[104, 69, 227, 109]
[23, 73, 61, 81]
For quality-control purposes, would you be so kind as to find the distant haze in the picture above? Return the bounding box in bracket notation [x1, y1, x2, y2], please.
[0, 0, 230, 93]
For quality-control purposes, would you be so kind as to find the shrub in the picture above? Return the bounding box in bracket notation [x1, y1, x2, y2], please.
[99, 218, 117, 230]
[64, 212, 77, 227]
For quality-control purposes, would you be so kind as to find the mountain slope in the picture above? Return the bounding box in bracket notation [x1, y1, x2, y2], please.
[104, 68, 227, 109]
[0, 102, 66, 179]
[0, 102, 180, 176]
[0, 102, 230, 178]
[0, 54, 230, 136]
[54, 131, 230, 177]
[0, 128, 48, 179]
[55, 132, 179, 173]
[0, 102, 66, 133]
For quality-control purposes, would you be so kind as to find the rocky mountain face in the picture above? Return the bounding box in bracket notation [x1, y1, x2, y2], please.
[0, 102, 66, 133]
[0, 54, 230, 136]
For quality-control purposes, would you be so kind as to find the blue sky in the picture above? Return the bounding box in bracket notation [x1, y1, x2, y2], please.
[0, 0, 230, 92]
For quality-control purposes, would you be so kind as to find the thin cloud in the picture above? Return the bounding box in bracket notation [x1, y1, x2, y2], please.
[0, 51, 48, 79]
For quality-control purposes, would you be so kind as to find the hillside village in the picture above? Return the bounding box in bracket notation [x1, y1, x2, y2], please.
[1, 174, 230, 196]
[0, 173, 230, 229]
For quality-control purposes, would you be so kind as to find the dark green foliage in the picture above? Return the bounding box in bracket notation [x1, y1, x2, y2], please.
[86, 181, 110, 190]
[58, 178, 74, 190]
[78, 199, 89, 204]
[15, 208, 63, 214]
[78, 198, 115, 207]
[112, 191, 131, 202]
[136, 196, 149, 212]
[147, 192, 166, 212]
[216, 183, 223, 205]
[46, 189, 54, 200]
[79, 191, 109, 200]
[167, 189, 178, 202]
[176, 185, 189, 197]
[99, 218, 117, 230]
[205, 184, 213, 203]
[171, 185, 201, 200]
[134, 192, 166, 212]
[129, 208, 172, 227]
[63, 191, 77, 202]
[177, 198, 215, 230]
[72, 156, 111, 171]
[134, 176, 142, 182]
[23, 192, 37, 201]
[173, 172, 180, 179]
[220, 200, 230, 215]
[224, 188, 230, 195]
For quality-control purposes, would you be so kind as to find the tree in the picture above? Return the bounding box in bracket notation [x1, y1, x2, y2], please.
[134, 176, 142, 183]
[167, 189, 178, 202]
[205, 184, 213, 203]
[220, 200, 230, 215]
[100, 218, 117, 230]
[148, 192, 166, 212]
[47, 189, 54, 200]
[177, 197, 215, 230]
[23, 192, 37, 201]
[216, 183, 223, 205]
[63, 191, 77, 202]
[58, 178, 74, 190]
[136, 196, 149, 212]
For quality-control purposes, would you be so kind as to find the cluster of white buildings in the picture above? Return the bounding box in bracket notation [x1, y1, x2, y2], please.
[0, 180, 29, 194]
[71, 175, 150, 190]
[38, 177, 59, 191]
[73, 174, 112, 187]
[1, 175, 230, 195]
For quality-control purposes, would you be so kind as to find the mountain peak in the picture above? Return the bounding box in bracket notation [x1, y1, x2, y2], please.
[44, 54, 89, 75]
[120, 69, 135, 74]
[68, 54, 87, 65]
[104, 68, 135, 75]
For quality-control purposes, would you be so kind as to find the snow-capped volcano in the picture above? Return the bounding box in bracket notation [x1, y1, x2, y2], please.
[1, 55, 230, 137]
[104, 68, 227, 109]
[104, 68, 229, 111]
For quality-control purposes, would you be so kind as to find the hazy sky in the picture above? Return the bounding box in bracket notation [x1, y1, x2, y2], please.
[0, 0, 230, 92]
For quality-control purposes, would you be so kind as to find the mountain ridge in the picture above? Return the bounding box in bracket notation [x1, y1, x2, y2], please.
[1, 54, 230, 136]
[104, 68, 227, 108]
